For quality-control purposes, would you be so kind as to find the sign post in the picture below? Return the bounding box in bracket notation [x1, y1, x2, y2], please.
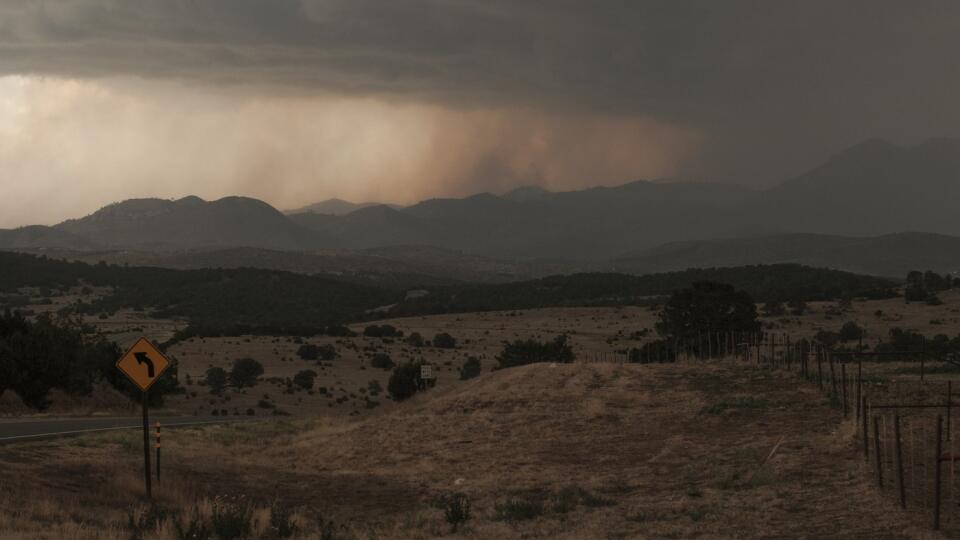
[117, 337, 171, 500]
[420, 364, 435, 388]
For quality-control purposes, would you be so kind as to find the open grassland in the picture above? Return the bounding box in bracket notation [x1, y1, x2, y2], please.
[7, 287, 960, 418]
[0, 360, 937, 539]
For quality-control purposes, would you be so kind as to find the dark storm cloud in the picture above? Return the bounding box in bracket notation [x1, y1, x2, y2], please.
[2, 0, 959, 183]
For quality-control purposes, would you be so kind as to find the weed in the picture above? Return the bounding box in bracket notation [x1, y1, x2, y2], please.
[128, 504, 174, 540]
[267, 500, 297, 539]
[210, 497, 253, 540]
[173, 509, 212, 540]
[494, 499, 544, 522]
[442, 493, 472, 532]
[699, 396, 770, 415]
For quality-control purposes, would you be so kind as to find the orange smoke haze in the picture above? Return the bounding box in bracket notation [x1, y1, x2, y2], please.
[0, 75, 702, 228]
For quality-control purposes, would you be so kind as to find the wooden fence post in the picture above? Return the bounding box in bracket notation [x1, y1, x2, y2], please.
[842, 362, 848, 418]
[863, 396, 869, 461]
[818, 347, 823, 391]
[830, 354, 837, 402]
[856, 357, 862, 420]
[874, 415, 884, 488]
[948, 381, 953, 442]
[895, 414, 905, 508]
[935, 415, 943, 530]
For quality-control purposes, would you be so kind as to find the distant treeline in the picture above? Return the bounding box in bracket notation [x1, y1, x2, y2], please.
[0, 252, 398, 330]
[387, 265, 898, 317]
[1, 253, 897, 336]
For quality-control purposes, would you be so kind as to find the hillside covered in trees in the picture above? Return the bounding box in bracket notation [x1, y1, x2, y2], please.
[1, 252, 898, 336]
[388, 265, 898, 317]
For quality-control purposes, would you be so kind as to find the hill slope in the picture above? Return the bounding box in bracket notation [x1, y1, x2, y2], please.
[615, 232, 960, 278]
[276, 361, 922, 537]
[54, 196, 334, 251]
[756, 138, 960, 236]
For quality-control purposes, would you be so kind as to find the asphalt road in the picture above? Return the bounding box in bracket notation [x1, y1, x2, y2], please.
[0, 416, 252, 443]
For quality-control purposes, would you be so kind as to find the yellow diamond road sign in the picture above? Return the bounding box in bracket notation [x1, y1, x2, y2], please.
[117, 337, 171, 392]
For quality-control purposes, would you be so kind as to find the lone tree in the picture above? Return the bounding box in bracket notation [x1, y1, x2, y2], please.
[405, 332, 425, 347]
[460, 357, 482, 380]
[296, 344, 319, 361]
[433, 332, 457, 349]
[371, 353, 396, 370]
[229, 357, 264, 388]
[838, 321, 864, 342]
[388, 361, 424, 401]
[655, 281, 760, 345]
[293, 369, 317, 390]
[204, 366, 228, 394]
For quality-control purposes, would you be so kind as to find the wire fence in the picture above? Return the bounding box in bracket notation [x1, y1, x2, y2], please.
[749, 333, 960, 533]
[580, 329, 960, 533]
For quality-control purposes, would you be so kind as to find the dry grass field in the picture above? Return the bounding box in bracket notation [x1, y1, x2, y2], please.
[4, 289, 960, 536]
[0, 359, 939, 539]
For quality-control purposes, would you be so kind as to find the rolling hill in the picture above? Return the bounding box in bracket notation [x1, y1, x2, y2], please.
[285, 198, 401, 216]
[3, 139, 960, 277]
[53, 196, 334, 251]
[614, 232, 960, 278]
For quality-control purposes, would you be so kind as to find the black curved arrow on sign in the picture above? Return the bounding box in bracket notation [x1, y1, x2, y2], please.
[134, 352, 156, 378]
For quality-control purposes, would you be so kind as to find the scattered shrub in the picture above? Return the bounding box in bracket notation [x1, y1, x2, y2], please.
[443, 493, 471, 532]
[296, 344, 319, 361]
[838, 321, 864, 342]
[460, 357, 482, 380]
[388, 361, 424, 401]
[494, 499, 544, 522]
[205, 367, 228, 395]
[293, 369, 316, 390]
[433, 332, 457, 349]
[229, 358, 264, 388]
[371, 353, 396, 370]
[405, 332, 425, 347]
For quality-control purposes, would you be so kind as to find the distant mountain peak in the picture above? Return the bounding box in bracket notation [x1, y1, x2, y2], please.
[286, 198, 400, 216]
[503, 185, 551, 202]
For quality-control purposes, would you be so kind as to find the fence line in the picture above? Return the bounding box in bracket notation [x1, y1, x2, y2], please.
[736, 332, 960, 533]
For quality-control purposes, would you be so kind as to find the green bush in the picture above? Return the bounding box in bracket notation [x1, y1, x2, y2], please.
[388, 361, 424, 401]
[405, 332, 425, 347]
[460, 357, 482, 380]
[296, 344, 319, 360]
[229, 358, 264, 388]
[433, 332, 457, 349]
[205, 367, 228, 394]
[371, 353, 396, 370]
[838, 321, 864, 342]
[293, 370, 316, 390]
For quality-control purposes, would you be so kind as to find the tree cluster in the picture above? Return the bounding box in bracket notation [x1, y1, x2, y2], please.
[0, 310, 180, 409]
[495, 335, 574, 369]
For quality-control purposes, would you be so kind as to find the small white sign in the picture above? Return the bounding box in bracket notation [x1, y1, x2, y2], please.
[421, 364, 434, 380]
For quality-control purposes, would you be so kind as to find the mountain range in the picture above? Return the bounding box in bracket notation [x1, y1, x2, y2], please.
[4, 138, 960, 279]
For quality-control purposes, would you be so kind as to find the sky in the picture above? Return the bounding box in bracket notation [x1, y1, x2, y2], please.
[1, 1, 960, 227]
